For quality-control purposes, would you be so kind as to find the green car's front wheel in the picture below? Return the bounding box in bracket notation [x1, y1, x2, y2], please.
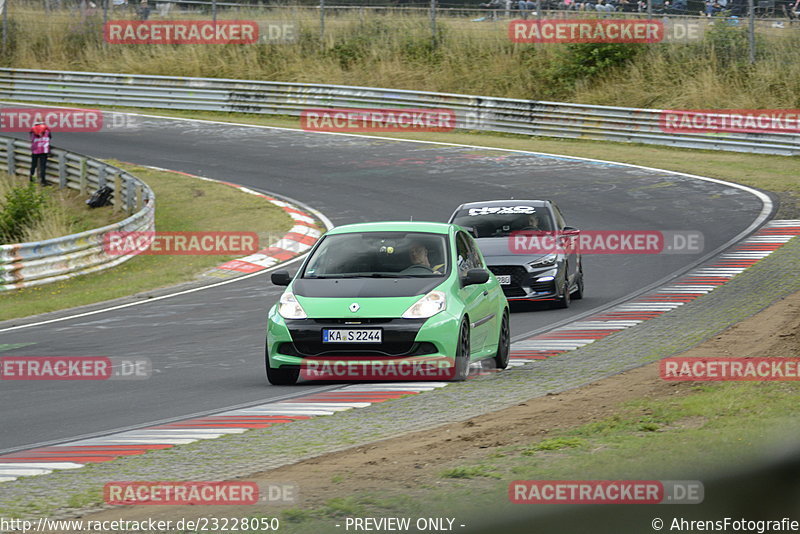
[266, 340, 299, 385]
[452, 319, 471, 381]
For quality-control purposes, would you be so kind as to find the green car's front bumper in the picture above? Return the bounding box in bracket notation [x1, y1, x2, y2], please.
[266, 305, 462, 369]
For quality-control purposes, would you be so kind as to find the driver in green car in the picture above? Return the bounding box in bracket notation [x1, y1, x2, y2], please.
[409, 242, 444, 274]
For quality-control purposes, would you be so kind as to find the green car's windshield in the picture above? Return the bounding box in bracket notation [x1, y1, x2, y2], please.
[451, 205, 553, 238]
[303, 232, 449, 279]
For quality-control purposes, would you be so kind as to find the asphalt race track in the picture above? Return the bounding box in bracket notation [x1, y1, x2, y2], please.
[0, 115, 768, 452]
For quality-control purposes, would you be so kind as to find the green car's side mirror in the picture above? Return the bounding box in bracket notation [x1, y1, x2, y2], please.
[463, 268, 490, 286]
[271, 271, 292, 286]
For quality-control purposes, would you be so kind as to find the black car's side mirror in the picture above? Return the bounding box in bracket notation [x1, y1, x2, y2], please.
[463, 268, 490, 286]
[271, 270, 292, 286]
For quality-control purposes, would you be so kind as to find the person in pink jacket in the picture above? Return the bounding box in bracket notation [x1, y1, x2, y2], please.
[30, 123, 52, 185]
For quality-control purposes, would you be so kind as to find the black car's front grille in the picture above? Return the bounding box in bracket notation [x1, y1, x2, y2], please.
[488, 265, 530, 296]
[278, 341, 438, 359]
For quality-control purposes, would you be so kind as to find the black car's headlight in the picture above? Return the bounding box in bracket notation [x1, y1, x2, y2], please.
[528, 253, 558, 268]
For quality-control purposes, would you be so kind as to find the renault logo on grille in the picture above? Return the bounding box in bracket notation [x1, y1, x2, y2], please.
[349, 303, 360, 313]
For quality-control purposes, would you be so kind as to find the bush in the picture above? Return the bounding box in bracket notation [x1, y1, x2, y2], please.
[545, 43, 647, 93]
[0, 183, 48, 244]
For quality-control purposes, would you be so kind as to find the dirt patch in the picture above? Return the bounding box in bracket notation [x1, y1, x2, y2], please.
[80, 291, 800, 522]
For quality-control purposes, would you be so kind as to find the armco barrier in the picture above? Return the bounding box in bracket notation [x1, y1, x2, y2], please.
[1, 68, 799, 155]
[0, 136, 155, 291]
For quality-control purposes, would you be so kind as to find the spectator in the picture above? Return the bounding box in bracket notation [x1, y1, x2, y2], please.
[596, 0, 616, 11]
[518, 0, 530, 17]
[666, 0, 687, 11]
[616, 0, 633, 11]
[138, 0, 151, 20]
[29, 123, 52, 186]
[703, 0, 722, 16]
[479, 0, 502, 20]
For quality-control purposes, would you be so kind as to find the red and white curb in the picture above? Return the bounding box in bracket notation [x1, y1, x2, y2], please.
[506, 220, 800, 365]
[1, 220, 797, 483]
[0, 383, 447, 482]
[141, 167, 324, 277]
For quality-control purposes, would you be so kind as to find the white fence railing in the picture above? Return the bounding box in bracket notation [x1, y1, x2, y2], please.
[0, 137, 155, 291]
[0, 68, 798, 156]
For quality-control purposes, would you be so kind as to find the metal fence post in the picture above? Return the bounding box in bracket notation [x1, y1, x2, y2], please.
[319, 0, 325, 49]
[212, 0, 217, 24]
[79, 158, 88, 195]
[126, 176, 134, 213]
[430, 0, 437, 48]
[2, 0, 8, 52]
[98, 165, 106, 189]
[57, 152, 66, 188]
[6, 139, 15, 176]
[113, 173, 122, 212]
[647, 0, 652, 17]
[747, 0, 756, 64]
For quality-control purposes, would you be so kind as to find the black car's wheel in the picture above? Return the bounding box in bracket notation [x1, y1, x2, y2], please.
[452, 319, 471, 381]
[553, 277, 571, 309]
[493, 310, 510, 369]
[571, 267, 584, 300]
[265, 340, 299, 385]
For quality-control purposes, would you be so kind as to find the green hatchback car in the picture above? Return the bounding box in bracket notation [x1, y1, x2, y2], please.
[266, 222, 510, 385]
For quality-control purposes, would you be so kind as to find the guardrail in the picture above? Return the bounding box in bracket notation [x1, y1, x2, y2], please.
[1, 68, 797, 155]
[0, 136, 155, 291]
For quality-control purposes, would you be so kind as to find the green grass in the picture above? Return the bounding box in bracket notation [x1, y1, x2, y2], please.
[0, 172, 123, 243]
[0, 162, 296, 320]
[272, 381, 800, 533]
[4, 8, 800, 109]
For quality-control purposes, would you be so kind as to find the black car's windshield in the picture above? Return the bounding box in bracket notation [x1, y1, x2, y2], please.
[451, 205, 553, 238]
[302, 232, 449, 278]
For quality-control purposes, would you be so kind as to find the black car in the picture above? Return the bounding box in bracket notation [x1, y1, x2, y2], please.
[448, 200, 584, 308]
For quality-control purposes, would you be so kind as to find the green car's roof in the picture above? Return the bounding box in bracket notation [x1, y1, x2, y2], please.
[326, 221, 455, 235]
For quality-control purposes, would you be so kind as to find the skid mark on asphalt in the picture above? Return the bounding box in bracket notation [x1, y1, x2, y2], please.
[1, 220, 797, 483]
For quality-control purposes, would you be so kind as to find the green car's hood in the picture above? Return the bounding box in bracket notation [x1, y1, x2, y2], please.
[293, 293, 426, 319]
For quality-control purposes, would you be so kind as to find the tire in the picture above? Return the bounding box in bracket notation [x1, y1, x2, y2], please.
[552, 277, 571, 309]
[265, 340, 299, 385]
[492, 310, 510, 369]
[571, 268, 584, 300]
[452, 319, 471, 381]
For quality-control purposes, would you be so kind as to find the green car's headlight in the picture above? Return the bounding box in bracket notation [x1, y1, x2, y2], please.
[278, 291, 307, 320]
[402, 290, 447, 320]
